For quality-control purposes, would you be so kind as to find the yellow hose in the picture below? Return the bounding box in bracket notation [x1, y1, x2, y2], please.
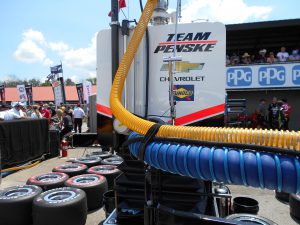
[109, 0, 299, 151]
[2, 161, 40, 172]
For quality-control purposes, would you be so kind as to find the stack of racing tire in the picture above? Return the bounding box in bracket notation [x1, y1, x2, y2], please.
[0, 150, 123, 225]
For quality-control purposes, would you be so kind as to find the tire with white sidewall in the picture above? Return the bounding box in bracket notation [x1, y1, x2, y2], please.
[0, 185, 42, 225]
[32, 187, 87, 225]
[65, 174, 108, 211]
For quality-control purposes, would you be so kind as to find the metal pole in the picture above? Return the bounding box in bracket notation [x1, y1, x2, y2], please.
[168, 61, 175, 125]
[111, 0, 119, 80]
[111, 0, 119, 152]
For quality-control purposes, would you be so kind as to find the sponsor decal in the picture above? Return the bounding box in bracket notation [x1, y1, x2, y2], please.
[292, 65, 300, 85]
[227, 67, 252, 87]
[160, 76, 204, 82]
[160, 61, 205, 82]
[173, 85, 194, 101]
[258, 66, 285, 86]
[160, 61, 204, 72]
[154, 32, 217, 53]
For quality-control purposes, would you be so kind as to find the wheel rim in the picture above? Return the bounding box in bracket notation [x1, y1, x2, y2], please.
[44, 190, 76, 202]
[78, 157, 98, 162]
[61, 165, 81, 170]
[37, 174, 62, 181]
[107, 159, 122, 163]
[72, 176, 99, 184]
[4, 187, 33, 197]
[95, 166, 115, 171]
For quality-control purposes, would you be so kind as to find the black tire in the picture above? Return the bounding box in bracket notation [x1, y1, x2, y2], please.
[65, 174, 108, 211]
[32, 187, 87, 225]
[0, 185, 42, 225]
[86, 151, 112, 159]
[52, 163, 87, 177]
[27, 172, 69, 191]
[101, 156, 124, 166]
[87, 165, 122, 190]
[72, 156, 102, 167]
[290, 194, 300, 221]
[275, 191, 290, 203]
[226, 214, 278, 225]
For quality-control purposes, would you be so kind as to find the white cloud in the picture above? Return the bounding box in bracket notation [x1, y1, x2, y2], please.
[22, 29, 46, 46]
[59, 33, 97, 75]
[43, 58, 54, 66]
[14, 40, 46, 63]
[14, 29, 96, 80]
[49, 41, 69, 52]
[181, 0, 272, 24]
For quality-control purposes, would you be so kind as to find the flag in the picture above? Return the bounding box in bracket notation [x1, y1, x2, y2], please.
[83, 81, 92, 104]
[108, 0, 126, 16]
[76, 83, 85, 104]
[50, 64, 63, 74]
[17, 84, 27, 103]
[0, 84, 5, 104]
[25, 84, 33, 105]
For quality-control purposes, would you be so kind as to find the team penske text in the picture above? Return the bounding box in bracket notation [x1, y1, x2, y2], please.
[154, 32, 217, 53]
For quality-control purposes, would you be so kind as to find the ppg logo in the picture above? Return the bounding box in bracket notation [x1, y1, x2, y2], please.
[258, 66, 285, 85]
[292, 65, 300, 85]
[227, 68, 252, 86]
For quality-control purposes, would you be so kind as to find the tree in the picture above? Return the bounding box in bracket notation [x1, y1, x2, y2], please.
[40, 80, 51, 86]
[86, 77, 96, 85]
[65, 78, 75, 86]
[28, 78, 41, 87]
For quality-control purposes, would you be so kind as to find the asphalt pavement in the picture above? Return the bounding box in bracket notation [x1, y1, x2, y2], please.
[1, 145, 299, 225]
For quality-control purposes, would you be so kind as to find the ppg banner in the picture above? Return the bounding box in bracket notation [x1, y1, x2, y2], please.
[76, 83, 84, 104]
[0, 85, 5, 104]
[25, 84, 33, 105]
[226, 62, 300, 89]
[17, 84, 27, 102]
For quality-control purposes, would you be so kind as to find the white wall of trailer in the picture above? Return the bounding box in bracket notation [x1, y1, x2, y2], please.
[96, 22, 226, 125]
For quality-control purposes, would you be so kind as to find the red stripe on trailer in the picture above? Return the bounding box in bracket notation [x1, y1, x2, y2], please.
[97, 104, 112, 117]
[174, 104, 225, 126]
[159, 40, 217, 45]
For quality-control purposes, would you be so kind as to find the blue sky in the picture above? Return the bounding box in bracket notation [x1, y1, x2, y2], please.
[0, 0, 299, 83]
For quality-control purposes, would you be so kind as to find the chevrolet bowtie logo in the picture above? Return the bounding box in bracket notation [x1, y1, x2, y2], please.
[160, 61, 204, 72]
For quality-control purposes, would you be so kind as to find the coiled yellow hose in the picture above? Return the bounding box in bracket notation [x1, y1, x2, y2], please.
[109, 0, 300, 151]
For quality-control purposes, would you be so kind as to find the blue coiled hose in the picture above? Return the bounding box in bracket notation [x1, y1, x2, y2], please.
[128, 132, 300, 194]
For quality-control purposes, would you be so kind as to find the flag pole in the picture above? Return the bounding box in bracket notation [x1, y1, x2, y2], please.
[111, 0, 120, 153]
[59, 60, 66, 105]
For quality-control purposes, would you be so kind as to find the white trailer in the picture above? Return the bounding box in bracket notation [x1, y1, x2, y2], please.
[96, 6, 226, 137]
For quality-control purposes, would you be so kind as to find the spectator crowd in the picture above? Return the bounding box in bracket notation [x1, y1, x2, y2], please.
[236, 97, 292, 130]
[227, 47, 300, 66]
[0, 102, 86, 140]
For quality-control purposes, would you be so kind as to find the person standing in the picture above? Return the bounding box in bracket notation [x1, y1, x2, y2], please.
[26, 105, 33, 117]
[39, 104, 51, 123]
[60, 111, 73, 140]
[258, 99, 268, 128]
[73, 103, 85, 133]
[268, 97, 278, 129]
[277, 47, 289, 62]
[274, 101, 286, 130]
[282, 98, 292, 130]
[48, 102, 56, 118]
[3, 102, 24, 121]
[31, 105, 42, 118]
